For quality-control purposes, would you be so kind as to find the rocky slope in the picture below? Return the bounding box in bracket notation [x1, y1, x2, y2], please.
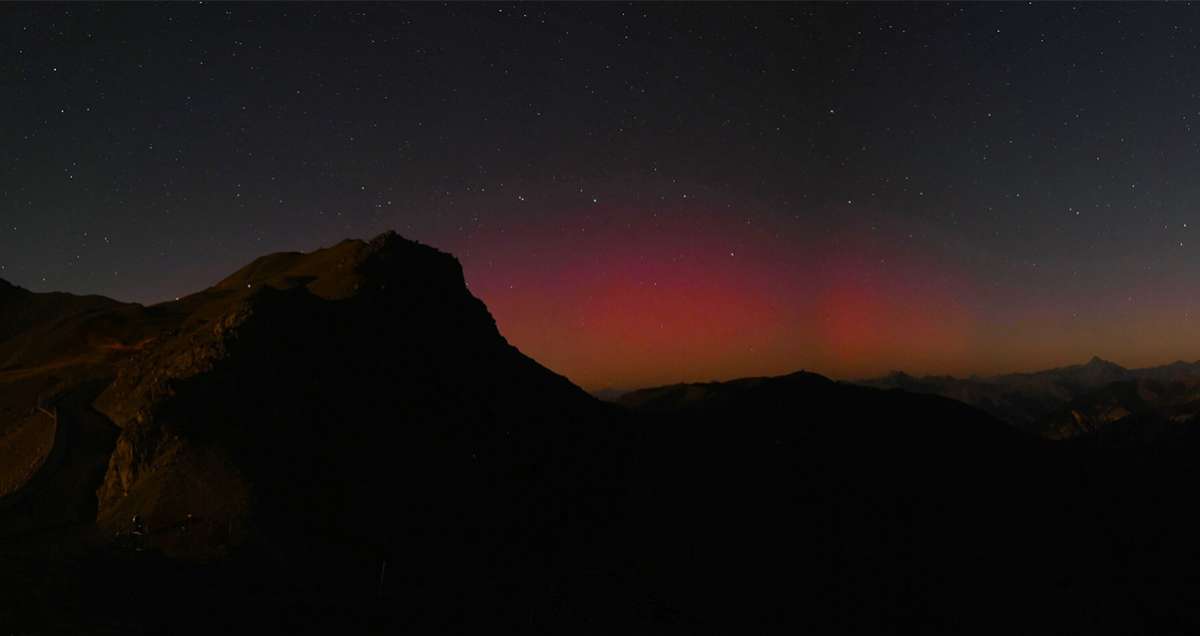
[89, 233, 619, 563]
[0, 232, 635, 631]
[0, 279, 157, 518]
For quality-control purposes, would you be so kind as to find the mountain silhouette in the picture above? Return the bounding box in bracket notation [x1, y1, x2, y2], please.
[87, 232, 619, 564]
[5, 234, 1200, 633]
[0, 233, 636, 633]
[858, 356, 1200, 438]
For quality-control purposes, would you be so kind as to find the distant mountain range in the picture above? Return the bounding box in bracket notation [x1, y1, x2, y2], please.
[856, 356, 1200, 439]
[612, 355, 1200, 441]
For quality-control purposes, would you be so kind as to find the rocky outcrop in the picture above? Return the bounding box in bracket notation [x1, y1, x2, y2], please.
[88, 232, 607, 557]
[0, 413, 55, 498]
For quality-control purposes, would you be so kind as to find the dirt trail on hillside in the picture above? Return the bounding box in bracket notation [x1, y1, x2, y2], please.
[0, 412, 56, 498]
[0, 382, 119, 538]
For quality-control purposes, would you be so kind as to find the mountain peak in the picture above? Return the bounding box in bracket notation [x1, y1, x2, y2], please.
[1085, 355, 1120, 368]
[210, 231, 464, 301]
[366, 229, 404, 250]
[90, 231, 595, 542]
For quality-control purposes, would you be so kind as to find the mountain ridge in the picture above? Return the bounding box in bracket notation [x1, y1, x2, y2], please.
[857, 356, 1200, 438]
[8, 234, 1200, 633]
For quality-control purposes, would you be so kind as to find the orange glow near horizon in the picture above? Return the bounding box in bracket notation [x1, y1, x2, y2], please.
[458, 202, 983, 391]
[435, 184, 1200, 393]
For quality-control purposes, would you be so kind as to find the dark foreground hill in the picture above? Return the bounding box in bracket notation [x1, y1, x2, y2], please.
[4, 233, 1200, 634]
[621, 372, 1200, 633]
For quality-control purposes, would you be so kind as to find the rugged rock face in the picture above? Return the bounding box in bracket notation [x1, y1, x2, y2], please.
[0, 413, 55, 498]
[0, 280, 152, 524]
[90, 232, 616, 567]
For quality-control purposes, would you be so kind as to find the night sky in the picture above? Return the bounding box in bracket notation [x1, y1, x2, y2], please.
[5, 3, 1200, 390]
